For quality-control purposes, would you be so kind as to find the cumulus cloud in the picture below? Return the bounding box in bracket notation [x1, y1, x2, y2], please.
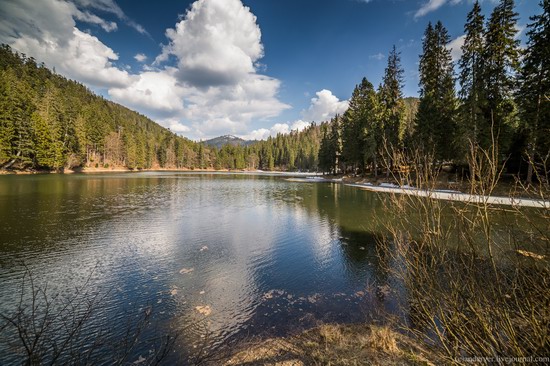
[241, 120, 311, 141]
[155, 0, 264, 88]
[301, 90, 349, 123]
[109, 68, 186, 117]
[1, 0, 290, 140]
[112, 0, 290, 139]
[447, 34, 465, 62]
[241, 89, 348, 141]
[0, 0, 135, 88]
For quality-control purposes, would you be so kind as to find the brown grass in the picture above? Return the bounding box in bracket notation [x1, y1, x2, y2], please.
[223, 324, 437, 366]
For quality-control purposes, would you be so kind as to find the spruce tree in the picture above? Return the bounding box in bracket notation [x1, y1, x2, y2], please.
[482, 0, 520, 154]
[379, 45, 405, 150]
[341, 78, 376, 173]
[518, 0, 550, 183]
[415, 21, 458, 162]
[379, 46, 405, 175]
[458, 1, 486, 157]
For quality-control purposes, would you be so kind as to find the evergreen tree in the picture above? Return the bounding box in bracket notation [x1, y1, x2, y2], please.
[482, 0, 520, 154]
[318, 116, 342, 174]
[379, 46, 405, 176]
[341, 78, 377, 173]
[32, 83, 65, 169]
[517, 0, 550, 183]
[379, 45, 405, 150]
[415, 21, 458, 162]
[458, 1, 486, 157]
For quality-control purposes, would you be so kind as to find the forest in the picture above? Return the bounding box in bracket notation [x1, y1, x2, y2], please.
[319, 0, 549, 184]
[1, 0, 549, 182]
[0, 43, 322, 172]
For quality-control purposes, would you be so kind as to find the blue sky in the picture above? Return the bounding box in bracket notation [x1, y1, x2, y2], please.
[0, 0, 541, 140]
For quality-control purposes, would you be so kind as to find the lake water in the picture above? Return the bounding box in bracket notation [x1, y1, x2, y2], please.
[0, 172, 403, 364]
[0, 172, 542, 364]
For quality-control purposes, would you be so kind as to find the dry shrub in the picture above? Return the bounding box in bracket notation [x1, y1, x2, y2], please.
[377, 141, 550, 364]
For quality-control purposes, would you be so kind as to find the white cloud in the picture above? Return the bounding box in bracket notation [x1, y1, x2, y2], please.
[109, 68, 186, 117]
[0, 0, 290, 140]
[155, 0, 264, 88]
[73, 9, 118, 32]
[301, 89, 349, 123]
[447, 34, 465, 62]
[134, 53, 147, 62]
[241, 88, 347, 141]
[414, 0, 463, 19]
[241, 120, 311, 141]
[0, 0, 134, 88]
[71, 0, 149, 36]
[112, 0, 290, 139]
[369, 52, 385, 61]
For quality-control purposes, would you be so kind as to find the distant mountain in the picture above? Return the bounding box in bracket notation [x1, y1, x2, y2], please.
[203, 135, 255, 148]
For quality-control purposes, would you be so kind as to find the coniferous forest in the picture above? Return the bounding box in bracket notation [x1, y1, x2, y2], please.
[0, 44, 321, 172]
[1, 0, 549, 182]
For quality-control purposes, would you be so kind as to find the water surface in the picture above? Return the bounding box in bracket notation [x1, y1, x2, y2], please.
[0, 172, 400, 363]
[0, 172, 538, 363]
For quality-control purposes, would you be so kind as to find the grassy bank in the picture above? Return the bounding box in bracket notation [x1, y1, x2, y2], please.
[224, 324, 436, 366]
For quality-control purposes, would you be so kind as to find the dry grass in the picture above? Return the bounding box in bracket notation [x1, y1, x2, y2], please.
[224, 324, 437, 366]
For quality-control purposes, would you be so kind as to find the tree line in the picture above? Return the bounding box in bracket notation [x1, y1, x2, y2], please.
[0, 43, 322, 172]
[318, 0, 549, 184]
[1, 0, 548, 179]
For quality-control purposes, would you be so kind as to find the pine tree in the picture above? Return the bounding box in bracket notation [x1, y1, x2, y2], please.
[517, 0, 550, 183]
[482, 0, 520, 154]
[458, 1, 486, 158]
[415, 21, 458, 162]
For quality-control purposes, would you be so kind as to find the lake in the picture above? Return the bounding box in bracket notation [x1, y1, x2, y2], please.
[0, 172, 542, 364]
[0, 172, 403, 364]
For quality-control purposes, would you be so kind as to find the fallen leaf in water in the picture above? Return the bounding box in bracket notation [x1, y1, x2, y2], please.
[133, 355, 146, 364]
[170, 288, 178, 296]
[517, 250, 545, 260]
[263, 289, 285, 300]
[179, 267, 194, 274]
[195, 305, 212, 316]
[376, 284, 391, 298]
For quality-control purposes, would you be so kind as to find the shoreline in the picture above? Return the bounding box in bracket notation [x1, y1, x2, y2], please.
[346, 182, 550, 209]
[0, 167, 321, 176]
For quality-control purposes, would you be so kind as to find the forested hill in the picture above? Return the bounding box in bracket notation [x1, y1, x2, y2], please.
[0, 44, 205, 171]
[0, 44, 321, 172]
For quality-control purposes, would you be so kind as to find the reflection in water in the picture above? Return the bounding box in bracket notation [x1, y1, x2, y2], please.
[0, 173, 409, 362]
